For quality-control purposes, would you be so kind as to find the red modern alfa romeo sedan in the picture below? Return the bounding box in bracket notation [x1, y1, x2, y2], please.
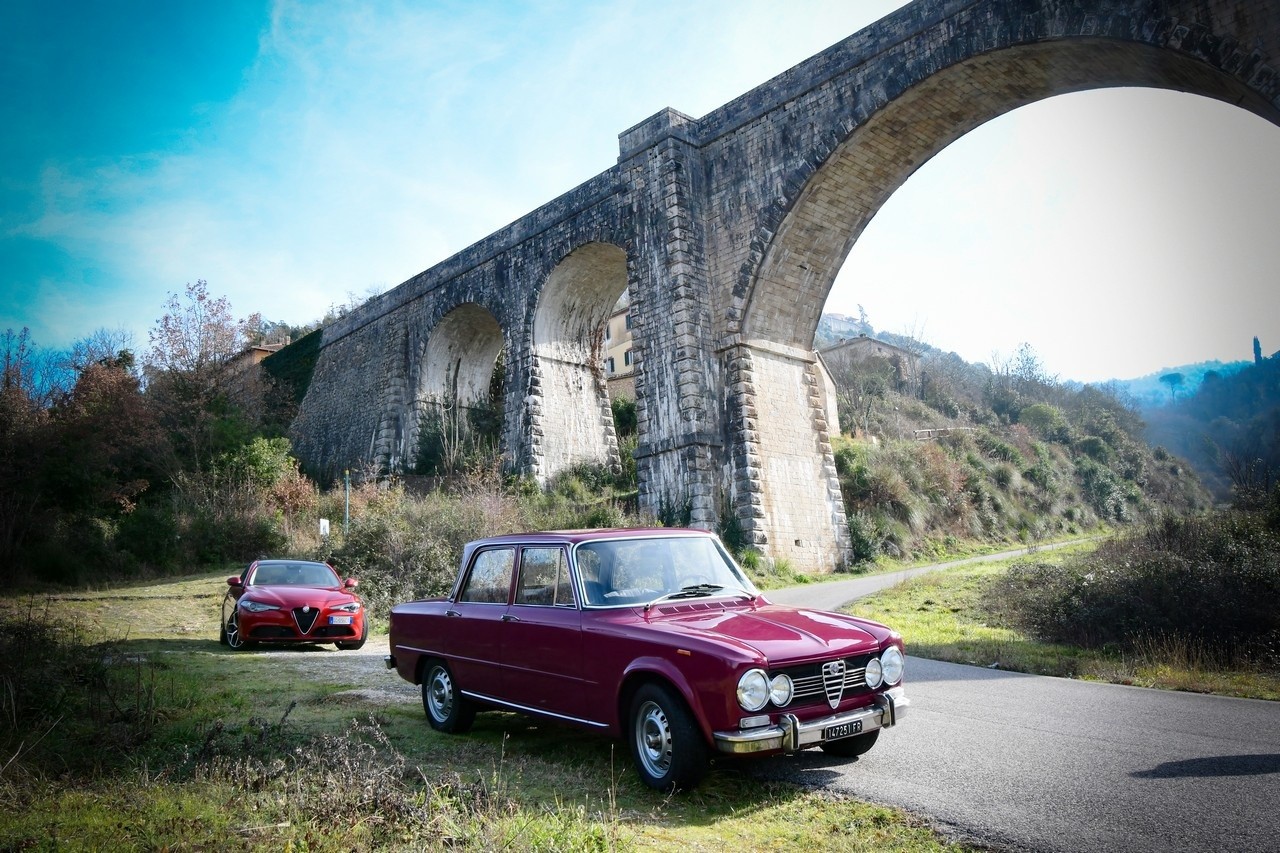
[220, 559, 367, 650]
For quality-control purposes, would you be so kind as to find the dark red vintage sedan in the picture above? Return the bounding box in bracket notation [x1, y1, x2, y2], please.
[220, 559, 367, 651]
[386, 529, 908, 791]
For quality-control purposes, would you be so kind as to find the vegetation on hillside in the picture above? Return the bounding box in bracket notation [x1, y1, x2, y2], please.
[823, 336, 1210, 565]
[1142, 348, 1280, 503]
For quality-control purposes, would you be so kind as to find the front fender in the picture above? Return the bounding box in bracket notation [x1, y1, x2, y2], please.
[619, 655, 717, 747]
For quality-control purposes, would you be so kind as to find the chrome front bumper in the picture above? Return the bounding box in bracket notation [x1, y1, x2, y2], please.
[713, 686, 909, 755]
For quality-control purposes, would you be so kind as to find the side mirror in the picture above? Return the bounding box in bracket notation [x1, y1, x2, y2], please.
[227, 576, 243, 588]
[344, 578, 359, 589]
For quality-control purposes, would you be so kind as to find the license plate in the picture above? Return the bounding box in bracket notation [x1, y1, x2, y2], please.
[824, 720, 862, 740]
[329, 615, 353, 625]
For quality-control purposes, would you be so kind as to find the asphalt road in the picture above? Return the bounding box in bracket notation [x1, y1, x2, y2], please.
[754, 553, 1280, 852]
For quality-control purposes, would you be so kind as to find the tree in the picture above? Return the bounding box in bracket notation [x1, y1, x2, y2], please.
[0, 331, 49, 568]
[1159, 372, 1185, 403]
[43, 360, 168, 515]
[1254, 336, 1263, 366]
[143, 280, 261, 470]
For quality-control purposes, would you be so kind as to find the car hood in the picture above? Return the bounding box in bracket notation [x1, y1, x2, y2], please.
[244, 586, 355, 608]
[655, 603, 882, 663]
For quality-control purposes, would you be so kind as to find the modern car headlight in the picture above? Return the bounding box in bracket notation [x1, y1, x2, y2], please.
[880, 646, 905, 686]
[864, 656, 884, 689]
[240, 599, 280, 613]
[737, 669, 770, 712]
[768, 673, 794, 707]
[332, 601, 361, 613]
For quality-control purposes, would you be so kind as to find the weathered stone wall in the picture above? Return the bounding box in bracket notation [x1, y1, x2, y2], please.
[291, 0, 1279, 570]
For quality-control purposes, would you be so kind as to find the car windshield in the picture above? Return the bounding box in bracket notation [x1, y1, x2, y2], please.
[250, 562, 339, 587]
[574, 536, 756, 607]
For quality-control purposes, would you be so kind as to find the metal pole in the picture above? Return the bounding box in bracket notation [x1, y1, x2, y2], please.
[344, 469, 350, 537]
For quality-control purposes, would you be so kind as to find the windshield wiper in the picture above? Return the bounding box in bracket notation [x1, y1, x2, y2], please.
[644, 584, 755, 612]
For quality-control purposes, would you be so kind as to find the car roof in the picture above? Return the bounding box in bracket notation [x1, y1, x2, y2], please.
[467, 528, 718, 547]
[251, 559, 332, 567]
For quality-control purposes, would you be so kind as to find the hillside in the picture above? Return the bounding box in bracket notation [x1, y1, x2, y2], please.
[815, 318, 1213, 564]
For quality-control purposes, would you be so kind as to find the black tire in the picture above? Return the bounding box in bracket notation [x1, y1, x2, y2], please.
[819, 728, 880, 758]
[336, 620, 367, 651]
[628, 682, 708, 792]
[224, 610, 252, 650]
[422, 661, 476, 733]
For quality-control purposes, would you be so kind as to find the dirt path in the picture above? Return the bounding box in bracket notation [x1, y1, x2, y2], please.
[244, 637, 419, 707]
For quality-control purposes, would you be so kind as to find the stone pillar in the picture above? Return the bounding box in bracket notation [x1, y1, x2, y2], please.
[620, 110, 721, 529]
[721, 336, 851, 569]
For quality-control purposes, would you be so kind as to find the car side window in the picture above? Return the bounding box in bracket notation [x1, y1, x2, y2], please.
[514, 547, 573, 607]
[459, 548, 515, 603]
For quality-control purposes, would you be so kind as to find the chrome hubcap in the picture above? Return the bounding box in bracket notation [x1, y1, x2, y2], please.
[428, 669, 454, 721]
[636, 700, 672, 777]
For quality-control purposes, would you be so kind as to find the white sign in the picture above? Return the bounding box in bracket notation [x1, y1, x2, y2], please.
[319, 518, 330, 537]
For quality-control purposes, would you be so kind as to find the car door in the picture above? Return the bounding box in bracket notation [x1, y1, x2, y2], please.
[499, 546, 589, 722]
[442, 546, 515, 700]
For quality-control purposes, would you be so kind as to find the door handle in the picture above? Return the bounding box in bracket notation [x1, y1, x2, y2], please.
[445, 609, 461, 617]
[501, 613, 521, 623]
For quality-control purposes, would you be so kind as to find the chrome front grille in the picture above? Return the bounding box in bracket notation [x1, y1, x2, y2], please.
[778, 657, 869, 709]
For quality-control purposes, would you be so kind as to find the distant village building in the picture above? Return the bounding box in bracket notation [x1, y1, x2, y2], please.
[602, 292, 635, 399]
[819, 333, 919, 392]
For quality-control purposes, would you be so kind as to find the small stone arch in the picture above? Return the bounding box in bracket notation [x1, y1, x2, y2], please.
[527, 241, 630, 483]
[411, 303, 505, 474]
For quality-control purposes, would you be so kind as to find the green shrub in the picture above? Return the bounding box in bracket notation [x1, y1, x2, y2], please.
[1075, 435, 1113, 464]
[977, 429, 1024, 465]
[985, 510, 1280, 667]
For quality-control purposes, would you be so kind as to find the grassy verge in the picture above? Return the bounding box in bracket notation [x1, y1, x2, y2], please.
[844, 550, 1280, 701]
[0, 578, 974, 852]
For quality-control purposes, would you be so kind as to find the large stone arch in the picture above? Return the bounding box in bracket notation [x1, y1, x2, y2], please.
[527, 241, 630, 483]
[723, 9, 1280, 567]
[740, 45, 1280, 347]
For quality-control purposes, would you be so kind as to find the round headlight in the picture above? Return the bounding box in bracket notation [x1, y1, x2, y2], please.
[881, 646, 905, 685]
[737, 669, 770, 712]
[864, 656, 884, 689]
[768, 674, 793, 707]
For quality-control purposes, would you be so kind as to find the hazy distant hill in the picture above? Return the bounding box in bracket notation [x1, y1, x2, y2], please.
[1143, 355, 1280, 503]
[1110, 361, 1251, 409]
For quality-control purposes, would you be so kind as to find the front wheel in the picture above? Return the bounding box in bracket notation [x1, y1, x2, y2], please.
[819, 728, 880, 758]
[335, 621, 367, 651]
[422, 661, 476, 733]
[224, 610, 252, 650]
[628, 682, 708, 792]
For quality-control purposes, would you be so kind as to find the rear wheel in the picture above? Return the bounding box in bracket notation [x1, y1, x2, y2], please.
[422, 661, 476, 733]
[819, 728, 880, 758]
[628, 682, 708, 792]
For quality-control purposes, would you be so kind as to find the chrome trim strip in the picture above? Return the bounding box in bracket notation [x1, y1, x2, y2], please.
[713, 688, 910, 755]
[460, 690, 610, 729]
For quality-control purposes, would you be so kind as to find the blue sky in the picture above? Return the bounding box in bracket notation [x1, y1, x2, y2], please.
[3, 0, 1278, 383]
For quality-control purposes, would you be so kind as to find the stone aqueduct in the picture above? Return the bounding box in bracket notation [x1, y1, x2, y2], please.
[290, 0, 1280, 571]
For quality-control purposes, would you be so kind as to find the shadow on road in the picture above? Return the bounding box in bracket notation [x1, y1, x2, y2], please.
[1131, 754, 1280, 778]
